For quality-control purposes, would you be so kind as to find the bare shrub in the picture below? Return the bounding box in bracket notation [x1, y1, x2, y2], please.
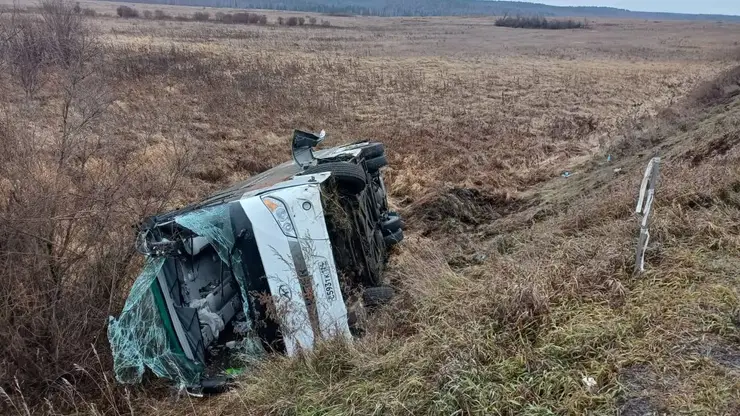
[142, 10, 152, 19]
[308, 16, 317, 25]
[690, 65, 740, 107]
[232, 12, 249, 24]
[250, 13, 262, 24]
[40, 0, 93, 69]
[0, 2, 193, 408]
[116, 5, 138, 19]
[153, 9, 170, 20]
[495, 15, 585, 30]
[81, 7, 96, 17]
[258, 14, 267, 25]
[192, 11, 209, 22]
[2, 0, 99, 97]
[277, 16, 284, 25]
[298, 17, 305, 26]
[2, 0, 111, 398]
[321, 19, 331, 27]
[3, 14, 47, 97]
[286, 16, 298, 26]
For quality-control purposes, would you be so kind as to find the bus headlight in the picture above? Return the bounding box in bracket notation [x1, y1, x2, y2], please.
[262, 197, 297, 238]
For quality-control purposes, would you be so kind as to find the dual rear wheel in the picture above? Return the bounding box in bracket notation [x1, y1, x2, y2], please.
[299, 147, 402, 307]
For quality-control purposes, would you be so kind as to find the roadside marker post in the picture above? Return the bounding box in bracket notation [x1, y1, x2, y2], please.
[635, 157, 660, 273]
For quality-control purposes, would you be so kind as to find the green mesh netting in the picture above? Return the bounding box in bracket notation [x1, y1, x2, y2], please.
[108, 204, 264, 386]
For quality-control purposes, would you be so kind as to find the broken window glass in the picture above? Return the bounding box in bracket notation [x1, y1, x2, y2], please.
[108, 204, 264, 387]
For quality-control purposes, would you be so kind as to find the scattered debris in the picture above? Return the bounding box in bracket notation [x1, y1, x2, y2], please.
[582, 376, 597, 392]
[224, 368, 244, 377]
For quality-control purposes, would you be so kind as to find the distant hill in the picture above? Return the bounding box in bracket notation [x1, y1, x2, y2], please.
[114, 0, 740, 21]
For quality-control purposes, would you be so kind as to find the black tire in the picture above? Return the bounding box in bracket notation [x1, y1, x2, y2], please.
[381, 215, 403, 233]
[365, 155, 388, 172]
[384, 228, 403, 246]
[301, 162, 367, 194]
[363, 286, 395, 307]
[188, 377, 233, 397]
[364, 229, 385, 286]
[360, 143, 385, 159]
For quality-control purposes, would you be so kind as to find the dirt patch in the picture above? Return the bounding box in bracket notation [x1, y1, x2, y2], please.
[708, 343, 740, 370]
[547, 114, 599, 141]
[403, 187, 529, 235]
[685, 131, 740, 167]
[617, 364, 665, 416]
[684, 335, 740, 371]
[619, 396, 658, 416]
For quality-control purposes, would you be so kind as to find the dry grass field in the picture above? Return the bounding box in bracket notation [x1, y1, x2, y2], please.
[1, 1, 739, 414]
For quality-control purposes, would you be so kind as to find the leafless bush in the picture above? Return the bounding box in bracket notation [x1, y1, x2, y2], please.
[192, 11, 209, 22]
[153, 9, 170, 20]
[1, 0, 96, 97]
[690, 65, 740, 107]
[495, 15, 585, 30]
[81, 8, 96, 17]
[116, 5, 138, 18]
[286, 16, 298, 26]
[215, 12, 266, 25]
[40, 0, 91, 68]
[142, 10, 152, 19]
[321, 19, 331, 27]
[232, 12, 249, 24]
[0, 1, 195, 408]
[308, 17, 317, 25]
[298, 17, 305, 26]
[3, 14, 47, 97]
[277, 16, 284, 25]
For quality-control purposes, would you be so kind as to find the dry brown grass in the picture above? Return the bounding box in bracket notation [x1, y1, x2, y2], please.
[1, 1, 740, 414]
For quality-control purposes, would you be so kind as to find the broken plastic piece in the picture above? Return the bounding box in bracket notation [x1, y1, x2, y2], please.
[224, 367, 244, 376]
[582, 376, 597, 392]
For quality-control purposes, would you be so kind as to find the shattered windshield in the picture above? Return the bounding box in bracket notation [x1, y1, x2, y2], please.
[108, 204, 264, 387]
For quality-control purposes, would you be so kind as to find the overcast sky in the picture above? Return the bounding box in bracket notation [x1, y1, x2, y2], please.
[520, 0, 740, 15]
